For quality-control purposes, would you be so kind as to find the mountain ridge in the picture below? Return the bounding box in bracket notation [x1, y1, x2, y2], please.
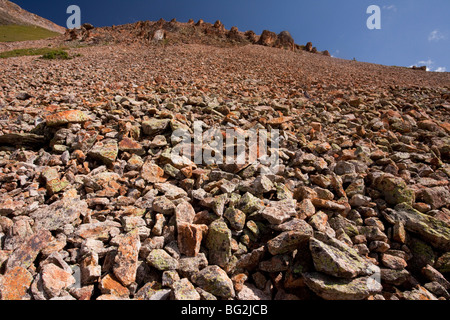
[0, 0, 65, 33]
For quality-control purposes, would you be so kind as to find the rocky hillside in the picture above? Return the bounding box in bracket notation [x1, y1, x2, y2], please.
[67, 18, 330, 56]
[0, 0, 65, 33]
[0, 19, 449, 301]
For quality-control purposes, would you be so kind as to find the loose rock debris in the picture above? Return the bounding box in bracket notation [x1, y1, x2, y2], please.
[0, 20, 449, 301]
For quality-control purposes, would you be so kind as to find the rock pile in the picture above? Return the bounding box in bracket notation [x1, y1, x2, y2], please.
[67, 18, 330, 56]
[0, 32, 449, 300]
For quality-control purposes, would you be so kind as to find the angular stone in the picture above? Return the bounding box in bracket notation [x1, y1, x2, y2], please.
[80, 252, 101, 285]
[298, 199, 316, 219]
[238, 192, 264, 214]
[41, 263, 76, 298]
[374, 175, 415, 206]
[309, 238, 375, 279]
[74, 220, 121, 241]
[237, 283, 271, 300]
[381, 254, 407, 270]
[152, 196, 176, 215]
[88, 139, 119, 165]
[142, 118, 171, 136]
[267, 230, 313, 255]
[403, 286, 438, 300]
[134, 281, 161, 300]
[141, 162, 166, 183]
[177, 253, 208, 278]
[385, 203, 450, 251]
[273, 218, 314, 234]
[113, 229, 141, 286]
[0, 133, 46, 148]
[175, 201, 196, 226]
[119, 137, 145, 155]
[177, 223, 207, 257]
[192, 265, 235, 298]
[172, 278, 200, 300]
[303, 272, 382, 300]
[46, 110, 89, 127]
[30, 197, 87, 232]
[99, 274, 129, 298]
[393, 221, 406, 244]
[236, 246, 265, 271]
[261, 199, 296, 225]
[206, 219, 232, 267]
[6, 229, 53, 270]
[155, 182, 187, 200]
[419, 187, 450, 210]
[146, 249, 178, 271]
[224, 207, 246, 231]
[380, 268, 411, 286]
[422, 265, 450, 289]
[0, 266, 33, 300]
[253, 175, 274, 194]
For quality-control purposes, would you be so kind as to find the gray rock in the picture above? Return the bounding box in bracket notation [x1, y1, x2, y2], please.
[267, 230, 313, 255]
[192, 265, 235, 298]
[303, 272, 382, 300]
[384, 203, 450, 251]
[206, 219, 232, 267]
[261, 199, 296, 225]
[146, 249, 179, 271]
[309, 238, 375, 279]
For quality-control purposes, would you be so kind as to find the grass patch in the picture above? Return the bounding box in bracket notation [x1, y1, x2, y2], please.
[41, 49, 70, 60]
[0, 25, 60, 42]
[0, 47, 72, 60]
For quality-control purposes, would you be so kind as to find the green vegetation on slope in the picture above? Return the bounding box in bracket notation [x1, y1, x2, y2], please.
[0, 47, 71, 59]
[0, 24, 59, 42]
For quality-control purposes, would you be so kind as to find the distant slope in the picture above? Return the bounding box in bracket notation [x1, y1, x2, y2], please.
[0, 24, 59, 42]
[0, 0, 65, 34]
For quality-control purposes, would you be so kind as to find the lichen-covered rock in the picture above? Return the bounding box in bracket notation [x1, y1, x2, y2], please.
[0, 266, 33, 300]
[30, 196, 88, 232]
[141, 161, 166, 183]
[238, 192, 264, 214]
[303, 272, 382, 300]
[146, 249, 179, 271]
[88, 139, 119, 165]
[309, 238, 375, 279]
[206, 219, 232, 267]
[113, 229, 141, 286]
[267, 230, 313, 255]
[192, 265, 235, 298]
[172, 278, 200, 300]
[374, 175, 415, 205]
[6, 229, 53, 270]
[224, 207, 246, 231]
[385, 203, 450, 251]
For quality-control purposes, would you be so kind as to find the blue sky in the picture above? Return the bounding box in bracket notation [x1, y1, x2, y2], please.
[12, 0, 449, 72]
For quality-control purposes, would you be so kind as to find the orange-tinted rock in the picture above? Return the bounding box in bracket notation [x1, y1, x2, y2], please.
[141, 161, 166, 183]
[46, 110, 89, 127]
[118, 137, 145, 155]
[258, 30, 277, 47]
[41, 263, 76, 298]
[0, 266, 33, 300]
[99, 274, 129, 298]
[178, 223, 208, 257]
[113, 229, 141, 286]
